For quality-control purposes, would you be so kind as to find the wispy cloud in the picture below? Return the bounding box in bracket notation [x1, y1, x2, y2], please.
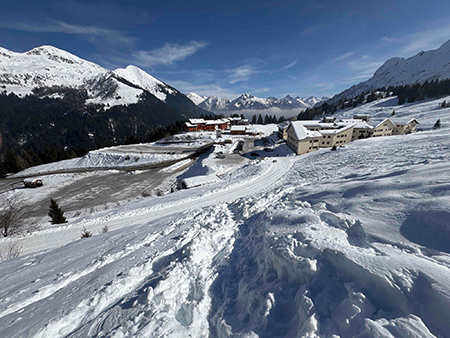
[133, 41, 208, 67]
[332, 52, 354, 62]
[251, 87, 271, 93]
[280, 59, 298, 71]
[227, 65, 257, 84]
[302, 24, 320, 36]
[310, 74, 372, 91]
[164, 80, 240, 99]
[0, 20, 135, 47]
[347, 59, 383, 76]
[382, 25, 450, 57]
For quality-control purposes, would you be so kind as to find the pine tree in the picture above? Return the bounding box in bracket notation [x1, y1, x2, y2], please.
[257, 114, 263, 124]
[48, 199, 67, 224]
[433, 119, 441, 129]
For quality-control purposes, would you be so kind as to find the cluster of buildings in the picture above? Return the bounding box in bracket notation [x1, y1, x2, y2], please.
[185, 117, 249, 132]
[283, 115, 419, 155]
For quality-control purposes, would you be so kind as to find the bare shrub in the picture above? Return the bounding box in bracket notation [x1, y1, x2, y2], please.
[81, 227, 92, 238]
[141, 191, 151, 197]
[101, 225, 109, 233]
[155, 189, 164, 197]
[0, 195, 26, 237]
[0, 242, 22, 261]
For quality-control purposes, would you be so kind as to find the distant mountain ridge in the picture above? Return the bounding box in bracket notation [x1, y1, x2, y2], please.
[187, 92, 328, 112]
[331, 39, 450, 103]
[0, 45, 207, 118]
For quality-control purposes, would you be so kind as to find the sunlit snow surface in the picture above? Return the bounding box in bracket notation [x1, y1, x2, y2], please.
[1, 126, 450, 337]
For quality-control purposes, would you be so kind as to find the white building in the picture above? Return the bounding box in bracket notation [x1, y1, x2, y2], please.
[286, 122, 322, 155]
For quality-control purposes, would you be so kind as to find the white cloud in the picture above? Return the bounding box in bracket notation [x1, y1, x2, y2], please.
[227, 65, 256, 84]
[280, 59, 298, 71]
[382, 25, 450, 57]
[302, 24, 321, 36]
[332, 52, 354, 62]
[347, 59, 383, 76]
[0, 20, 135, 47]
[251, 87, 271, 93]
[164, 80, 240, 99]
[133, 41, 208, 67]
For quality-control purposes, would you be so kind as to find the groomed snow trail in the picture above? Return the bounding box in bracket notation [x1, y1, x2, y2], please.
[11, 157, 294, 256]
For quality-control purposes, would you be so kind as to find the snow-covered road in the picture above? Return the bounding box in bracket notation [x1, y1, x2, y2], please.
[11, 157, 294, 256]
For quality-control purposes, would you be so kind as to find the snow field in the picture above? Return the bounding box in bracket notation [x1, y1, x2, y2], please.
[1, 110, 450, 337]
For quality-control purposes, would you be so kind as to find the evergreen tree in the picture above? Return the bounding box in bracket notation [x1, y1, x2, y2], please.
[48, 199, 67, 224]
[391, 110, 395, 116]
[251, 114, 257, 124]
[441, 100, 447, 108]
[433, 119, 441, 129]
[257, 114, 263, 124]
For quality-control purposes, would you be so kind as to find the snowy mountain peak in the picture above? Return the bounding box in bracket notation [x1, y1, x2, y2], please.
[0, 45, 206, 111]
[186, 92, 207, 105]
[332, 38, 450, 102]
[196, 93, 327, 112]
[114, 65, 165, 87]
[113, 65, 173, 102]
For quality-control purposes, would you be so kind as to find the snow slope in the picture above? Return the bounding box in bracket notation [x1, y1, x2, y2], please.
[333, 94, 450, 127]
[186, 92, 207, 105]
[114, 65, 175, 102]
[0, 45, 189, 108]
[1, 127, 450, 336]
[0, 45, 105, 96]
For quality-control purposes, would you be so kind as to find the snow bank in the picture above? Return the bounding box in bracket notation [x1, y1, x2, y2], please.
[13, 150, 185, 176]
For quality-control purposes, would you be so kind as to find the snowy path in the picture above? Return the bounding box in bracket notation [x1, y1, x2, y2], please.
[11, 157, 294, 257]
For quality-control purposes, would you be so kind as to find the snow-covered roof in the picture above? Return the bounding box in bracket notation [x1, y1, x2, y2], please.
[185, 122, 196, 128]
[353, 113, 370, 118]
[391, 118, 420, 126]
[320, 123, 355, 135]
[205, 119, 229, 125]
[340, 119, 373, 129]
[181, 174, 219, 189]
[289, 122, 322, 140]
[277, 121, 290, 130]
[230, 125, 247, 132]
[189, 118, 206, 125]
[375, 118, 396, 128]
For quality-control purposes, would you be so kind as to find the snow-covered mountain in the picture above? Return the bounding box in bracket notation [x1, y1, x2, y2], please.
[196, 93, 327, 112]
[186, 92, 206, 105]
[198, 95, 231, 112]
[332, 39, 450, 102]
[0, 45, 202, 112]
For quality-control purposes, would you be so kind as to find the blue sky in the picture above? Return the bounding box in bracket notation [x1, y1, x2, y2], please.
[2, 0, 450, 99]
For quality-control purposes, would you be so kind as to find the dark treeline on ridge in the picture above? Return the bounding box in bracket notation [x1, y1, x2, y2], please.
[298, 78, 450, 120]
[0, 89, 187, 175]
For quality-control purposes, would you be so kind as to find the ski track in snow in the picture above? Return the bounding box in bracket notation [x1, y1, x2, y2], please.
[1, 127, 450, 337]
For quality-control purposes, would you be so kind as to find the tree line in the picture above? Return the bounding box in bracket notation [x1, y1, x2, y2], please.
[0, 89, 188, 175]
[297, 78, 450, 120]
